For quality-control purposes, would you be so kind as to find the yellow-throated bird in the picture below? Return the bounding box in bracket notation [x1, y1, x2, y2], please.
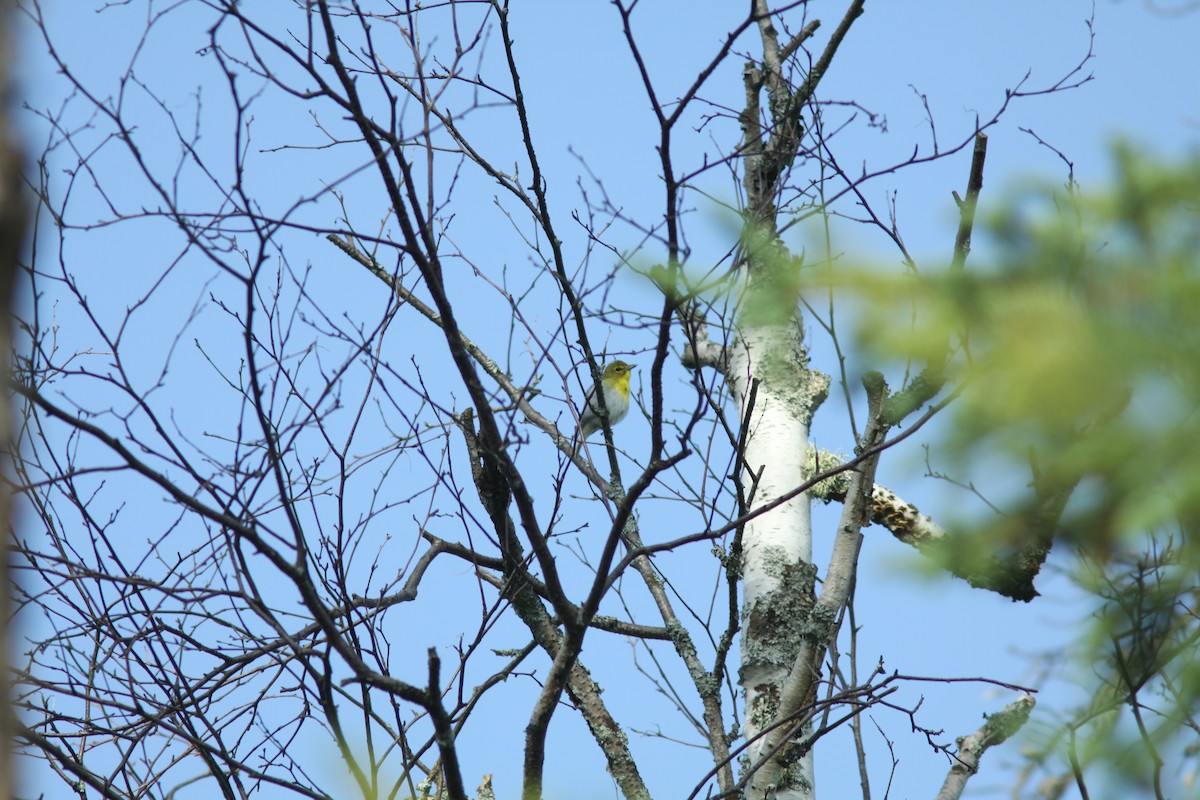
[575, 361, 635, 449]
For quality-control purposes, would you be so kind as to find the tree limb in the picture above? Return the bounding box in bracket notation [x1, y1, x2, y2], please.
[934, 694, 1036, 800]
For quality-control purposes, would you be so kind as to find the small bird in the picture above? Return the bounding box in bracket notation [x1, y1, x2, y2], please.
[575, 360, 635, 448]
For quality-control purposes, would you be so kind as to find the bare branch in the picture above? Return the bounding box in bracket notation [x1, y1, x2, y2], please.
[934, 695, 1036, 800]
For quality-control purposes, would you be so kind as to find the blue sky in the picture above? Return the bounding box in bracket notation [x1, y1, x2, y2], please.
[12, 1, 1200, 798]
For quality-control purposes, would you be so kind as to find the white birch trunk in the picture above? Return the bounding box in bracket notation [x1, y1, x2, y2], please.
[729, 317, 828, 800]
